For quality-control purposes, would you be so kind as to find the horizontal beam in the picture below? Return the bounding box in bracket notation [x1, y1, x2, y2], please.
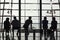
[0, 2, 9, 4]
[0, 15, 60, 17]
[0, 3, 60, 5]
[0, 9, 60, 11]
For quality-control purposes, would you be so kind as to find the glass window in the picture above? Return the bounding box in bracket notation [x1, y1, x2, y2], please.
[5, 4, 11, 9]
[26, 4, 39, 9]
[0, 0, 60, 40]
[42, 0, 50, 3]
[12, 4, 19, 9]
[26, 0, 39, 3]
[42, 5, 51, 9]
[26, 11, 39, 16]
[52, 5, 59, 9]
[12, 10, 19, 16]
[13, 0, 19, 3]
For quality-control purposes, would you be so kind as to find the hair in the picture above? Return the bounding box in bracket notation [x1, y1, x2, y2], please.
[14, 16, 16, 19]
[29, 16, 31, 19]
[6, 18, 9, 21]
[44, 17, 47, 20]
[52, 17, 55, 21]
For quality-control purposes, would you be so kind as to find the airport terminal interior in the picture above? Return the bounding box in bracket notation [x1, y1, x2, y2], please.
[0, 0, 60, 40]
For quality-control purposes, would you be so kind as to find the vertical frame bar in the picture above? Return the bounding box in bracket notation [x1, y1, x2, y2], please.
[11, 0, 14, 40]
[19, 0, 21, 40]
[2, 0, 5, 40]
[40, 0, 42, 40]
[0, 0, 1, 40]
[11, 0, 13, 23]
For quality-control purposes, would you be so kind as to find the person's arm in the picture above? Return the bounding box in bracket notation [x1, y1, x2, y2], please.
[56, 21, 57, 29]
[31, 20, 32, 29]
[9, 22, 11, 27]
[47, 21, 48, 29]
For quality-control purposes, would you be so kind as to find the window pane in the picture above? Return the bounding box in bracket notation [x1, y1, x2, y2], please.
[21, 0, 24, 3]
[21, 11, 24, 16]
[13, 0, 19, 3]
[21, 4, 25, 9]
[42, 5, 51, 9]
[53, 5, 59, 9]
[5, 4, 11, 9]
[21, 17, 25, 23]
[42, 0, 50, 3]
[26, 4, 39, 9]
[12, 4, 19, 9]
[26, 11, 39, 16]
[12, 10, 19, 16]
[26, 0, 39, 3]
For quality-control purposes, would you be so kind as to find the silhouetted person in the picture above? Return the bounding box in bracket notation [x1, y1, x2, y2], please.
[11, 16, 20, 30]
[4, 18, 10, 40]
[23, 16, 32, 35]
[51, 17, 57, 31]
[42, 17, 48, 40]
[4, 18, 10, 33]
[23, 16, 32, 40]
[50, 17, 57, 40]
[11, 16, 20, 40]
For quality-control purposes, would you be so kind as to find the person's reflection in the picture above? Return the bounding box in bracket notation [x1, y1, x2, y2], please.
[50, 17, 57, 40]
[42, 17, 48, 40]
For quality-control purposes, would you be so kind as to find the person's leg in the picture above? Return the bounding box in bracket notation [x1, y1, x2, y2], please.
[12, 29, 14, 40]
[25, 29, 28, 40]
[6, 29, 10, 40]
[24, 28, 29, 40]
[27, 28, 29, 35]
[17, 29, 20, 40]
[44, 29, 47, 40]
[53, 31, 55, 40]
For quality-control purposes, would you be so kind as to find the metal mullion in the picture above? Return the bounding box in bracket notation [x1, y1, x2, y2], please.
[11, 0, 13, 23]
[19, 0, 21, 40]
[2, 0, 6, 40]
[1, 9, 60, 11]
[0, 3, 60, 5]
[10, 0, 13, 39]
[40, 0, 42, 40]
[8, 3, 60, 5]
[0, 0, 1, 40]
[0, 2, 9, 4]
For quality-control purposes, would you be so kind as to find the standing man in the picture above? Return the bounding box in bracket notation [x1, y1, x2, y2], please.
[4, 18, 10, 40]
[42, 17, 48, 40]
[23, 16, 32, 40]
[23, 16, 32, 35]
[50, 17, 57, 40]
[11, 16, 20, 40]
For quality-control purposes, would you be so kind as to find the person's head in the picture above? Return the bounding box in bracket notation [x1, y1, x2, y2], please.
[6, 18, 9, 21]
[52, 17, 55, 21]
[44, 17, 47, 20]
[29, 16, 32, 20]
[14, 16, 16, 20]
